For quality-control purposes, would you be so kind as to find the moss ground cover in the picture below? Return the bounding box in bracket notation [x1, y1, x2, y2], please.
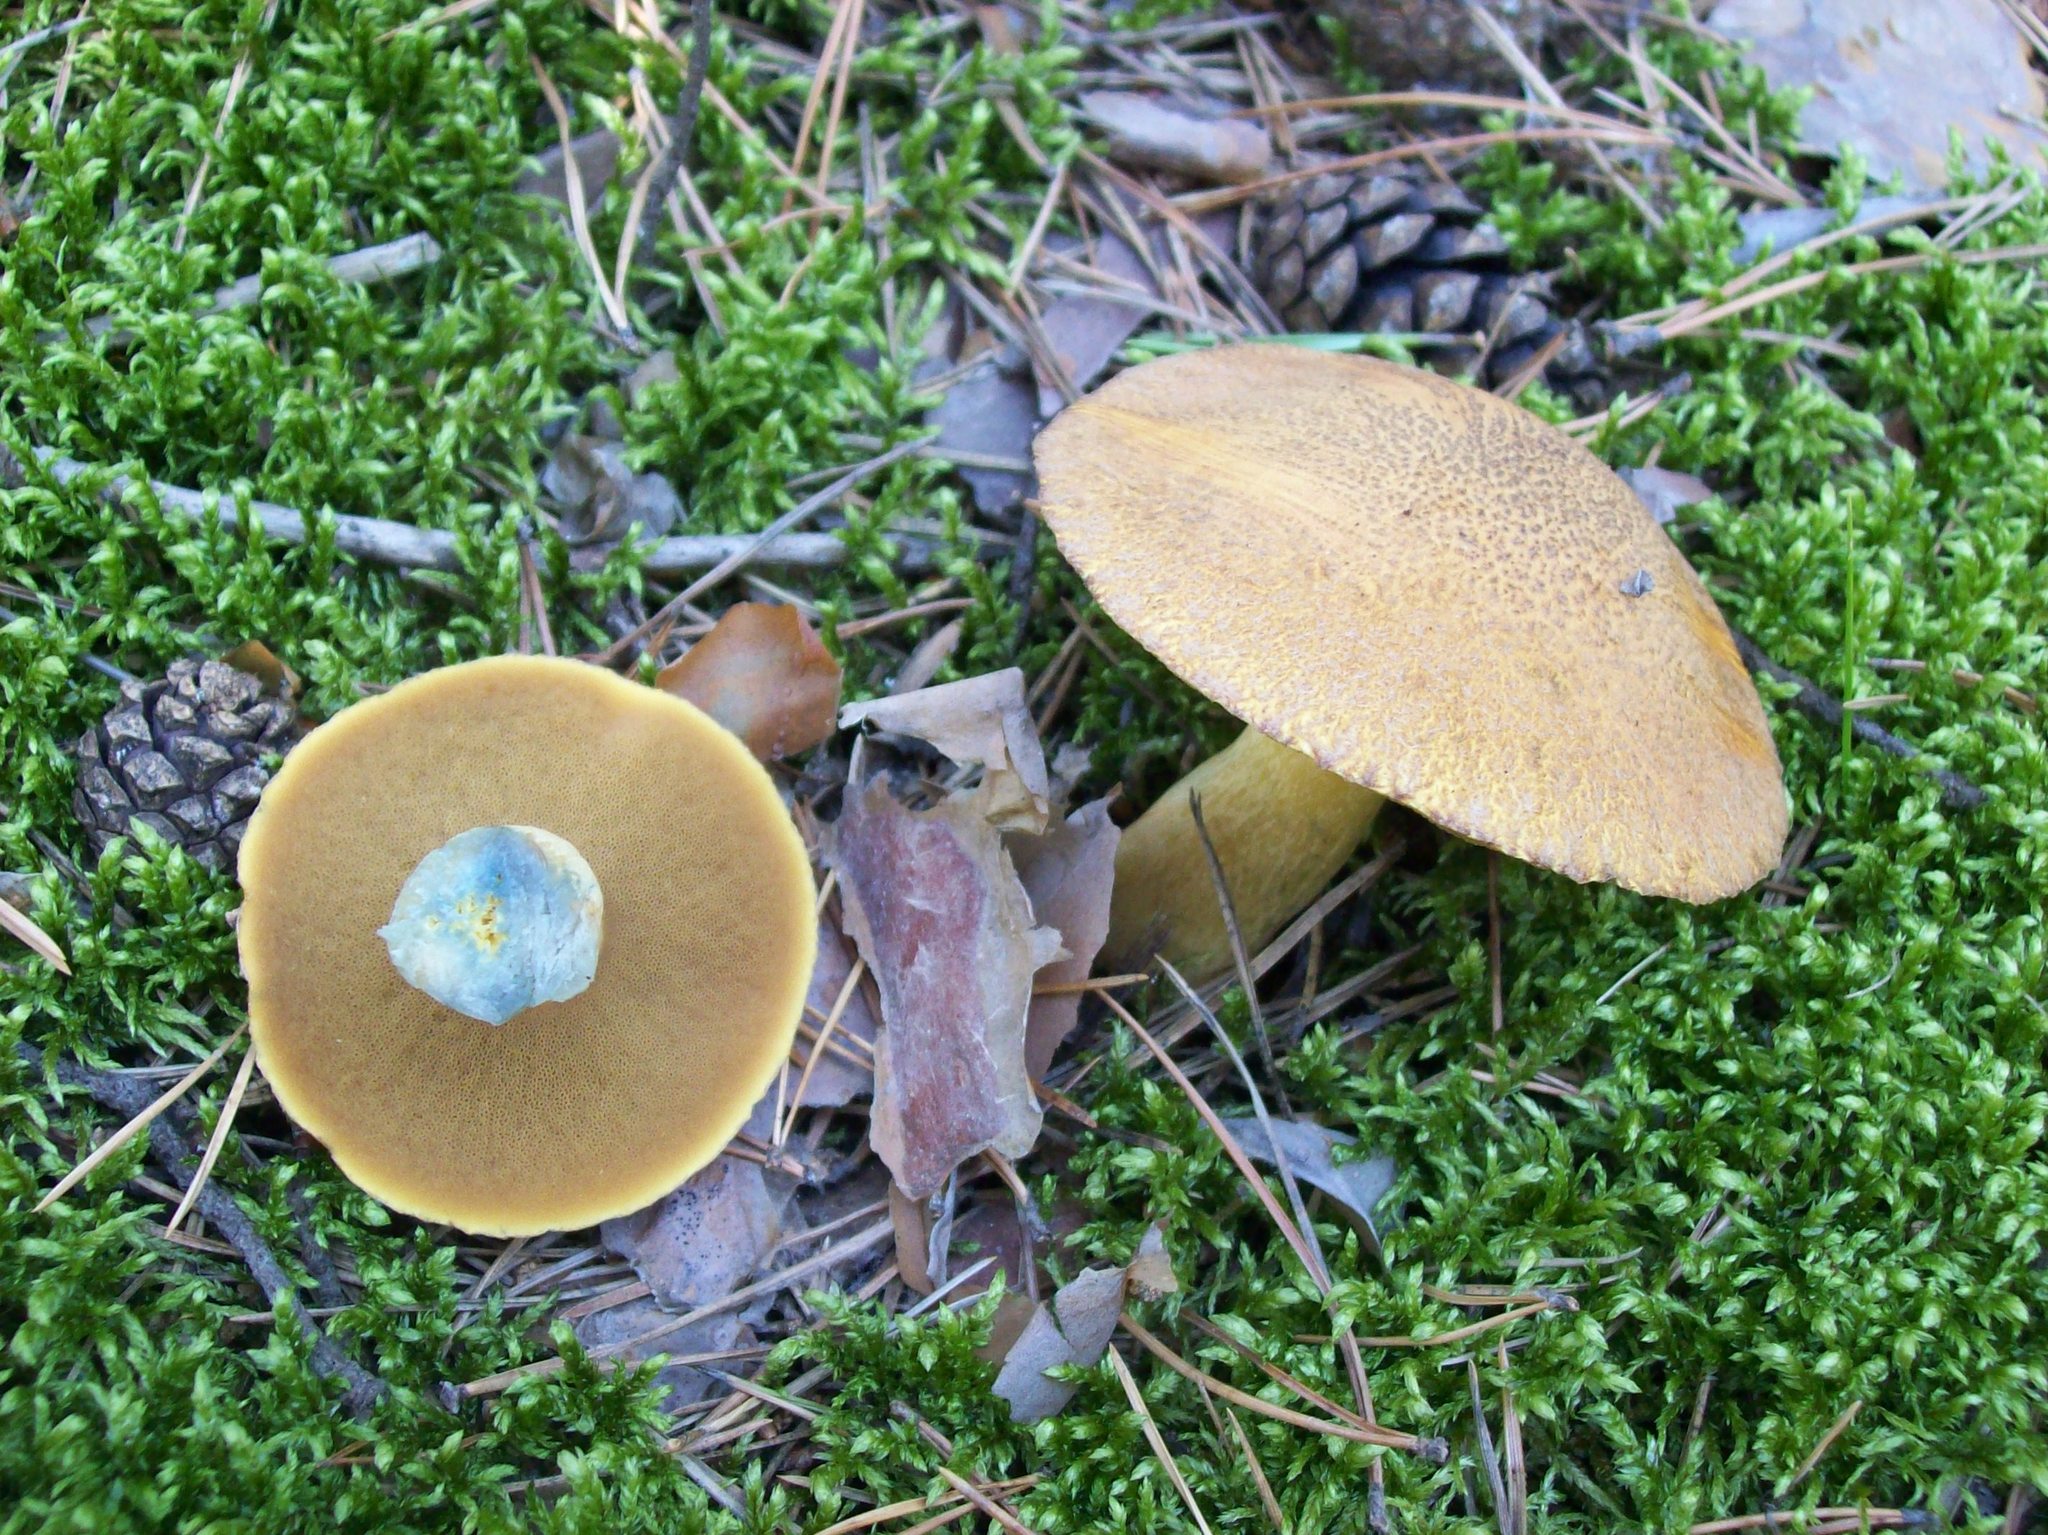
[1, 2, 2043, 1531]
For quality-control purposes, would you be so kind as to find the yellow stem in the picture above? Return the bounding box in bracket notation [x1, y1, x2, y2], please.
[1104, 727, 1384, 983]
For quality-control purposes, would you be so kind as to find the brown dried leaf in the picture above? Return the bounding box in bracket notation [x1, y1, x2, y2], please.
[658, 603, 843, 762]
[991, 1263, 1127, 1424]
[1221, 1117, 1397, 1261]
[841, 668, 1050, 832]
[1710, 0, 2048, 193]
[220, 639, 300, 703]
[1125, 1223, 1178, 1301]
[542, 434, 683, 544]
[831, 776, 1058, 1199]
[1079, 92, 1272, 185]
[600, 1156, 790, 1310]
[1012, 798, 1121, 1080]
[991, 1226, 1179, 1422]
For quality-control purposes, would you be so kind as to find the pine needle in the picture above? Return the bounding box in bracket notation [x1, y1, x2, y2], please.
[164, 1040, 259, 1233]
[1107, 1345, 1215, 1535]
[0, 895, 69, 975]
[36, 1025, 247, 1214]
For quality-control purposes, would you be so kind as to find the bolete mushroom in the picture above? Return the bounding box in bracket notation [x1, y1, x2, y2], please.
[237, 655, 816, 1236]
[1031, 344, 1786, 980]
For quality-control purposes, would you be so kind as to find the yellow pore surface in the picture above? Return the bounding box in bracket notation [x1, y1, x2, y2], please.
[1033, 344, 1788, 900]
[237, 655, 816, 1236]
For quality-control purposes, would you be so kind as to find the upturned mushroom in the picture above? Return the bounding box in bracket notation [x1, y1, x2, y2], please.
[237, 655, 815, 1236]
[1031, 344, 1786, 980]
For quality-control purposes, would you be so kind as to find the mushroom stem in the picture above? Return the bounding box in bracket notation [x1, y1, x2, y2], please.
[379, 825, 604, 1026]
[1104, 727, 1386, 983]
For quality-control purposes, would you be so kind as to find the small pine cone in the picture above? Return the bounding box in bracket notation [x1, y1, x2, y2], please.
[72, 659, 296, 874]
[1255, 168, 1607, 412]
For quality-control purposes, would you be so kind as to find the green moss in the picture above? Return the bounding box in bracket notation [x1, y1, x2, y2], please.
[3, 2, 2045, 1532]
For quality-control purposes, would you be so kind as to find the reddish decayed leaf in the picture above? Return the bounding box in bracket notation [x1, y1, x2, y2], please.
[831, 776, 1058, 1200]
[1013, 798, 1120, 1081]
[657, 603, 842, 761]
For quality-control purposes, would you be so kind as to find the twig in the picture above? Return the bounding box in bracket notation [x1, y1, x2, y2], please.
[1690, 1511, 1925, 1535]
[626, 0, 713, 273]
[591, 435, 929, 663]
[21, 1043, 386, 1414]
[0, 439, 963, 579]
[1734, 631, 1988, 811]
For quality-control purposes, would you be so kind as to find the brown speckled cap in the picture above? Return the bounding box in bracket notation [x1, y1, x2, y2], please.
[237, 655, 816, 1237]
[1032, 343, 1786, 900]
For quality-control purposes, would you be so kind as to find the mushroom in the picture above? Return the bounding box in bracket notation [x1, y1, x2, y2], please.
[1031, 344, 1786, 980]
[237, 655, 816, 1236]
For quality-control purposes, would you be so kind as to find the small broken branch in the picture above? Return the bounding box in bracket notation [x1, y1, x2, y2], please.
[20, 1043, 388, 1416]
[627, 0, 714, 272]
[1734, 631, 1988, 811]
[0, 440, 966, 578]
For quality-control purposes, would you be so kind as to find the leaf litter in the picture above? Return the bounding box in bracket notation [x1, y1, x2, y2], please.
[1221, 1116, 1399, 1262]
[990, 1223, 1177, 1424]
[657, 602, 843, 762]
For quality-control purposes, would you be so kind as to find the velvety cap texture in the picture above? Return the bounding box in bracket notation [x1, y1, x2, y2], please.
[1032, 344, 1787, 900]
[238, 655, 816, 1236]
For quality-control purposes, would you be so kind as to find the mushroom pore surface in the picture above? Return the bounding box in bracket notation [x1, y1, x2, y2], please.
[238, 655, 816, 1237]
[1032, 344, 1787, 902]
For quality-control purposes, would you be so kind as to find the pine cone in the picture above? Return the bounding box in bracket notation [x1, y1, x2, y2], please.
[1255, 169, 1607, 411]
[73, 659, 296, 873]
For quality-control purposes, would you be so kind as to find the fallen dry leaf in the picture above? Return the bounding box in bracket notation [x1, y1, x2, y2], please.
[832, 776, 1058, 1199]
[1710, 0, 2048, 193]
[1221, 1116, 1397, 1261]
[600, 1155, 791, 1310]
[1618, 465, 1714, 527]
[841, 669, 1051, 832]
[991, 1264, 1127, 1424]
[991, 1223, 1179, 1423]
[1033, 229, 1161, 418]
[927, 354, 1038, 515]
[574, 1302, 751, 1412]
[1125, 1223, 1178, 1301]
[1079, 91, 1271, 186]
[1013, 799, 1120, 1080]
[658, 603, 843, 762]
[542, 433, 683, 544]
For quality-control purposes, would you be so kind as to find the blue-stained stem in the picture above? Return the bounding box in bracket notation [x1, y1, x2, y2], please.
[379, 825, 603, 1026]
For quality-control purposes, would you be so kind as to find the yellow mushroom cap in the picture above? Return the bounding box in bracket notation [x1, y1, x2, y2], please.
[1032, 344, 1787, 900]
[237, 655, 816, 1237]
